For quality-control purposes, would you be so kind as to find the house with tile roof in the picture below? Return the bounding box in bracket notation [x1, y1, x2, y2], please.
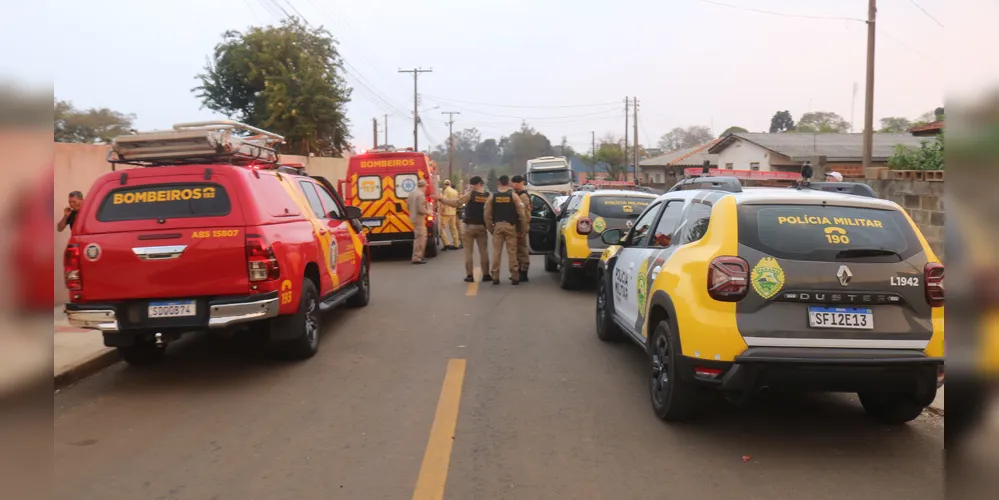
[909, 121, 944, 137]
[706, 132, 928, 179]
[638, 138, 721, 187]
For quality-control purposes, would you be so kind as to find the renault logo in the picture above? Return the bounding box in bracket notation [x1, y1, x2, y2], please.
[837, 265, 853, 287]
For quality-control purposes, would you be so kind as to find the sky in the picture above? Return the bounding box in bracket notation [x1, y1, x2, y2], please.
[7, 0, 986, 155]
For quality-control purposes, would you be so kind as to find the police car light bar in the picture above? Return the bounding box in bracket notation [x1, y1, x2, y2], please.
[108, 120, 286, 167]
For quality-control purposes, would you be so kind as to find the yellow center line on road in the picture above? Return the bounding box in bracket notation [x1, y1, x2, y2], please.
[465, 268, 481, 296]
[412, 358, 467, 500]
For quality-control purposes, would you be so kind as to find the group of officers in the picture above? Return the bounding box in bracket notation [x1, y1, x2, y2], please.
[409, 174, 533, 285]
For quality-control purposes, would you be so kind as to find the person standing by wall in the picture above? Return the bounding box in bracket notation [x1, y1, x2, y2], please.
[407, 179, 430, 264]
[57, 191, 84, 233]
[437, 176, 491, 282]
[485, 175, 527, 285]
[438, 180, 461, 251]
[510, 175, 533, 282]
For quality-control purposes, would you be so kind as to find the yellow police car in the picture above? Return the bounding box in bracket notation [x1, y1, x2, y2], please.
[595, 176, 945, 424]
[526, 189, 658, 289]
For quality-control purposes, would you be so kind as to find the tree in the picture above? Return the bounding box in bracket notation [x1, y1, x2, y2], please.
[486, 169, 499, 191]
[194, 17, 352, 156]
[888, 132, 944, 171]
[553, 136, 576, 158]
[796, 111, 850, 133]
[475, 138, 501, 166]
[879, 117, 914, 133]
[499, 122, 554, 171]
[54, 99, 135, 143]
[594, 142, 627, 180]
[769, 111, 795, 133]
[721, 126, 748, 137]
[657, 126, 714, 152]
[915, 107, 945, 125]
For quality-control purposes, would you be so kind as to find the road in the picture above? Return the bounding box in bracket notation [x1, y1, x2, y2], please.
[55, 249, 943, 500]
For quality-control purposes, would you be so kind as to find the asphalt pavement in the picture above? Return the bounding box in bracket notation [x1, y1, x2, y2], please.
[55, 248, 943, 500]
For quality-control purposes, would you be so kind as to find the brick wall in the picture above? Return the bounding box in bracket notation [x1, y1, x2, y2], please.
[860, 179, 946, 261]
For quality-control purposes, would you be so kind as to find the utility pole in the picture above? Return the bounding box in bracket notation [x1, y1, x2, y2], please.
[373, 117, 379, 149]
[862, 0, 877, 169]
[398, 67, 433, 151]
[591, 131, 595, 158]
[633, 97, 639, 184]
[442, 111, 460, 182]
[624, 97, 629, 182]
[384, 113, 388, 146]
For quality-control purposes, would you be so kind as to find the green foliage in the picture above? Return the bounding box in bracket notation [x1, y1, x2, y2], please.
[879, 117, 914, 133]
[796, 112, 851, 133]
[721, 126, 748, 137]
[54, 99, 135, 143]
[500, 122, 555, 170]
[194, 17, 352, 156]
[657, 126, 713, 151]
[769, 111, 795, 133]
[887, 132, 944, 170]
[486, 169, 499, 192]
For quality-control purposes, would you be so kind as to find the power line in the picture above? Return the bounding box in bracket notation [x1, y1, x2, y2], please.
[421, 97, 621, 120]
[908, 0, 944, 28]
[422, 95, 622, 109]
[698, 0, 865, 23]
[877, 28, 939, 64]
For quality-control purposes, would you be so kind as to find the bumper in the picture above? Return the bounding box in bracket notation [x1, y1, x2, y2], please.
[566, 251, 604, 274]
[65, 292, 280, 333]
[366, 231, 416, 247]
[680, 347, 944, 395]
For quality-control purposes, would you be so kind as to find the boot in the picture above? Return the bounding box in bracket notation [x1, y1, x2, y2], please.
[482, 274, 493, 282]
[519, 270, 529, 282]
[464, 275, 474, 283]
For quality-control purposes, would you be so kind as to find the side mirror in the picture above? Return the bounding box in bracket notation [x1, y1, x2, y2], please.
[601, 228, 624, 246]
[343, 206, 363, 219]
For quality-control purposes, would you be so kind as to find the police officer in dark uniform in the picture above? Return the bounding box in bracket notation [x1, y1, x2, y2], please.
[484, 175, 527, 285]
[437, 176, 492, 282]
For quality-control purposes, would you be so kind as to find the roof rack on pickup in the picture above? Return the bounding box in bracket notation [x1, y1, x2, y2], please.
[108, 120, 286, 168]
[668, 175, 743, 194]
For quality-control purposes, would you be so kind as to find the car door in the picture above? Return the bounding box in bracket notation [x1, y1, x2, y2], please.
[527, 193, 557, 254]
[554, 194, 583, 257]
[613, 201, 666, 329]
[298, 180, 343, 294]
[627, 200, 687, 334]
[314, 181, 359, 282]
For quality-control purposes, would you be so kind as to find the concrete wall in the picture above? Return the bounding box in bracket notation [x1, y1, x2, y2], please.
[860, 178, 946, 261]
[52, 143, 348, 304]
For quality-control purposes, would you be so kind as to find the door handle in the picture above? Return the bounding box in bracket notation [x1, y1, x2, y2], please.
[318, 229, 328, 235]
[395, 202, 403, 212]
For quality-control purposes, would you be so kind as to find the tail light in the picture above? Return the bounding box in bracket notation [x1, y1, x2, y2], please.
[707, 256, 749, 302]
[577, 217, 592, 235]
[64, 243, 82, 291]
[924, 262, 944, 307]
[246, 235, 280, 282]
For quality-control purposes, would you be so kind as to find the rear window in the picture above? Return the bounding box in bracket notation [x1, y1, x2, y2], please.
[589, 196, 654, 218]
[97, 183, 231, 222]
[738, 204, 921, 262]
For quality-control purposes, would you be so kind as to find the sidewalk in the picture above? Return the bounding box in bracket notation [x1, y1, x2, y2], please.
[929, 385, 944, 416]
[54, 307, 118, 388]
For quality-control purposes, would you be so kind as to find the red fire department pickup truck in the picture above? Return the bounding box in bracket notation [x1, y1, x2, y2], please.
[64, 121, 370, 364]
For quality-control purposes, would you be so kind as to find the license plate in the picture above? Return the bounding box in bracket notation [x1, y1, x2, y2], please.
[361, 219, 382, 227]
[808, 306, 873, 330]
[148, 300, 197, 318]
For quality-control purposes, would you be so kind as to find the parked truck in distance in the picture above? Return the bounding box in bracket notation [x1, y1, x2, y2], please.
[526, 156, 573, 201]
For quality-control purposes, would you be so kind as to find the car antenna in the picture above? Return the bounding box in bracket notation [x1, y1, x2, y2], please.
[702, 160, 711, 177]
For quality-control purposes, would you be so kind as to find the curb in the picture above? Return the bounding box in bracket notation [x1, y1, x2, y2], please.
[54, 348, 120, 390]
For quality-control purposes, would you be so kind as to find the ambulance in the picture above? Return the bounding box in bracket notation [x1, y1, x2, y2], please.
[340, 147, 442, 257]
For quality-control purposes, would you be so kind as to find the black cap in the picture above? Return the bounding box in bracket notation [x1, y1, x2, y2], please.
[498, 175, 510, 185]
[469, 176, 484, 186]
[511, 175, 525, 183]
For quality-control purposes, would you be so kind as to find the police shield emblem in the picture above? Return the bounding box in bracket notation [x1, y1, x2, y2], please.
[751, 257, 785, 299]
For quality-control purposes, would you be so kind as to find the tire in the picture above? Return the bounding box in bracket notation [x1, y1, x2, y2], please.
[595, 275, 623, 342]
[858, 391, 929, 425]
[117, 339, 165, 366]
[558, 246, 581, 290]
[274, 278, 320, 360]
[346, 257, 370, 308]
[648, 320, 700, 421]
[544, 254, 558, 272]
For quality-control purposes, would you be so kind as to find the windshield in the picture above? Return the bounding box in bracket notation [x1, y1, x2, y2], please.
[527, 169, 572, 186]
[738, 204, 921, 262]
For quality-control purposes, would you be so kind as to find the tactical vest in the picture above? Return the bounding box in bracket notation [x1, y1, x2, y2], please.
[463, 190, 489, 225]
[490, 190, 519, 225]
